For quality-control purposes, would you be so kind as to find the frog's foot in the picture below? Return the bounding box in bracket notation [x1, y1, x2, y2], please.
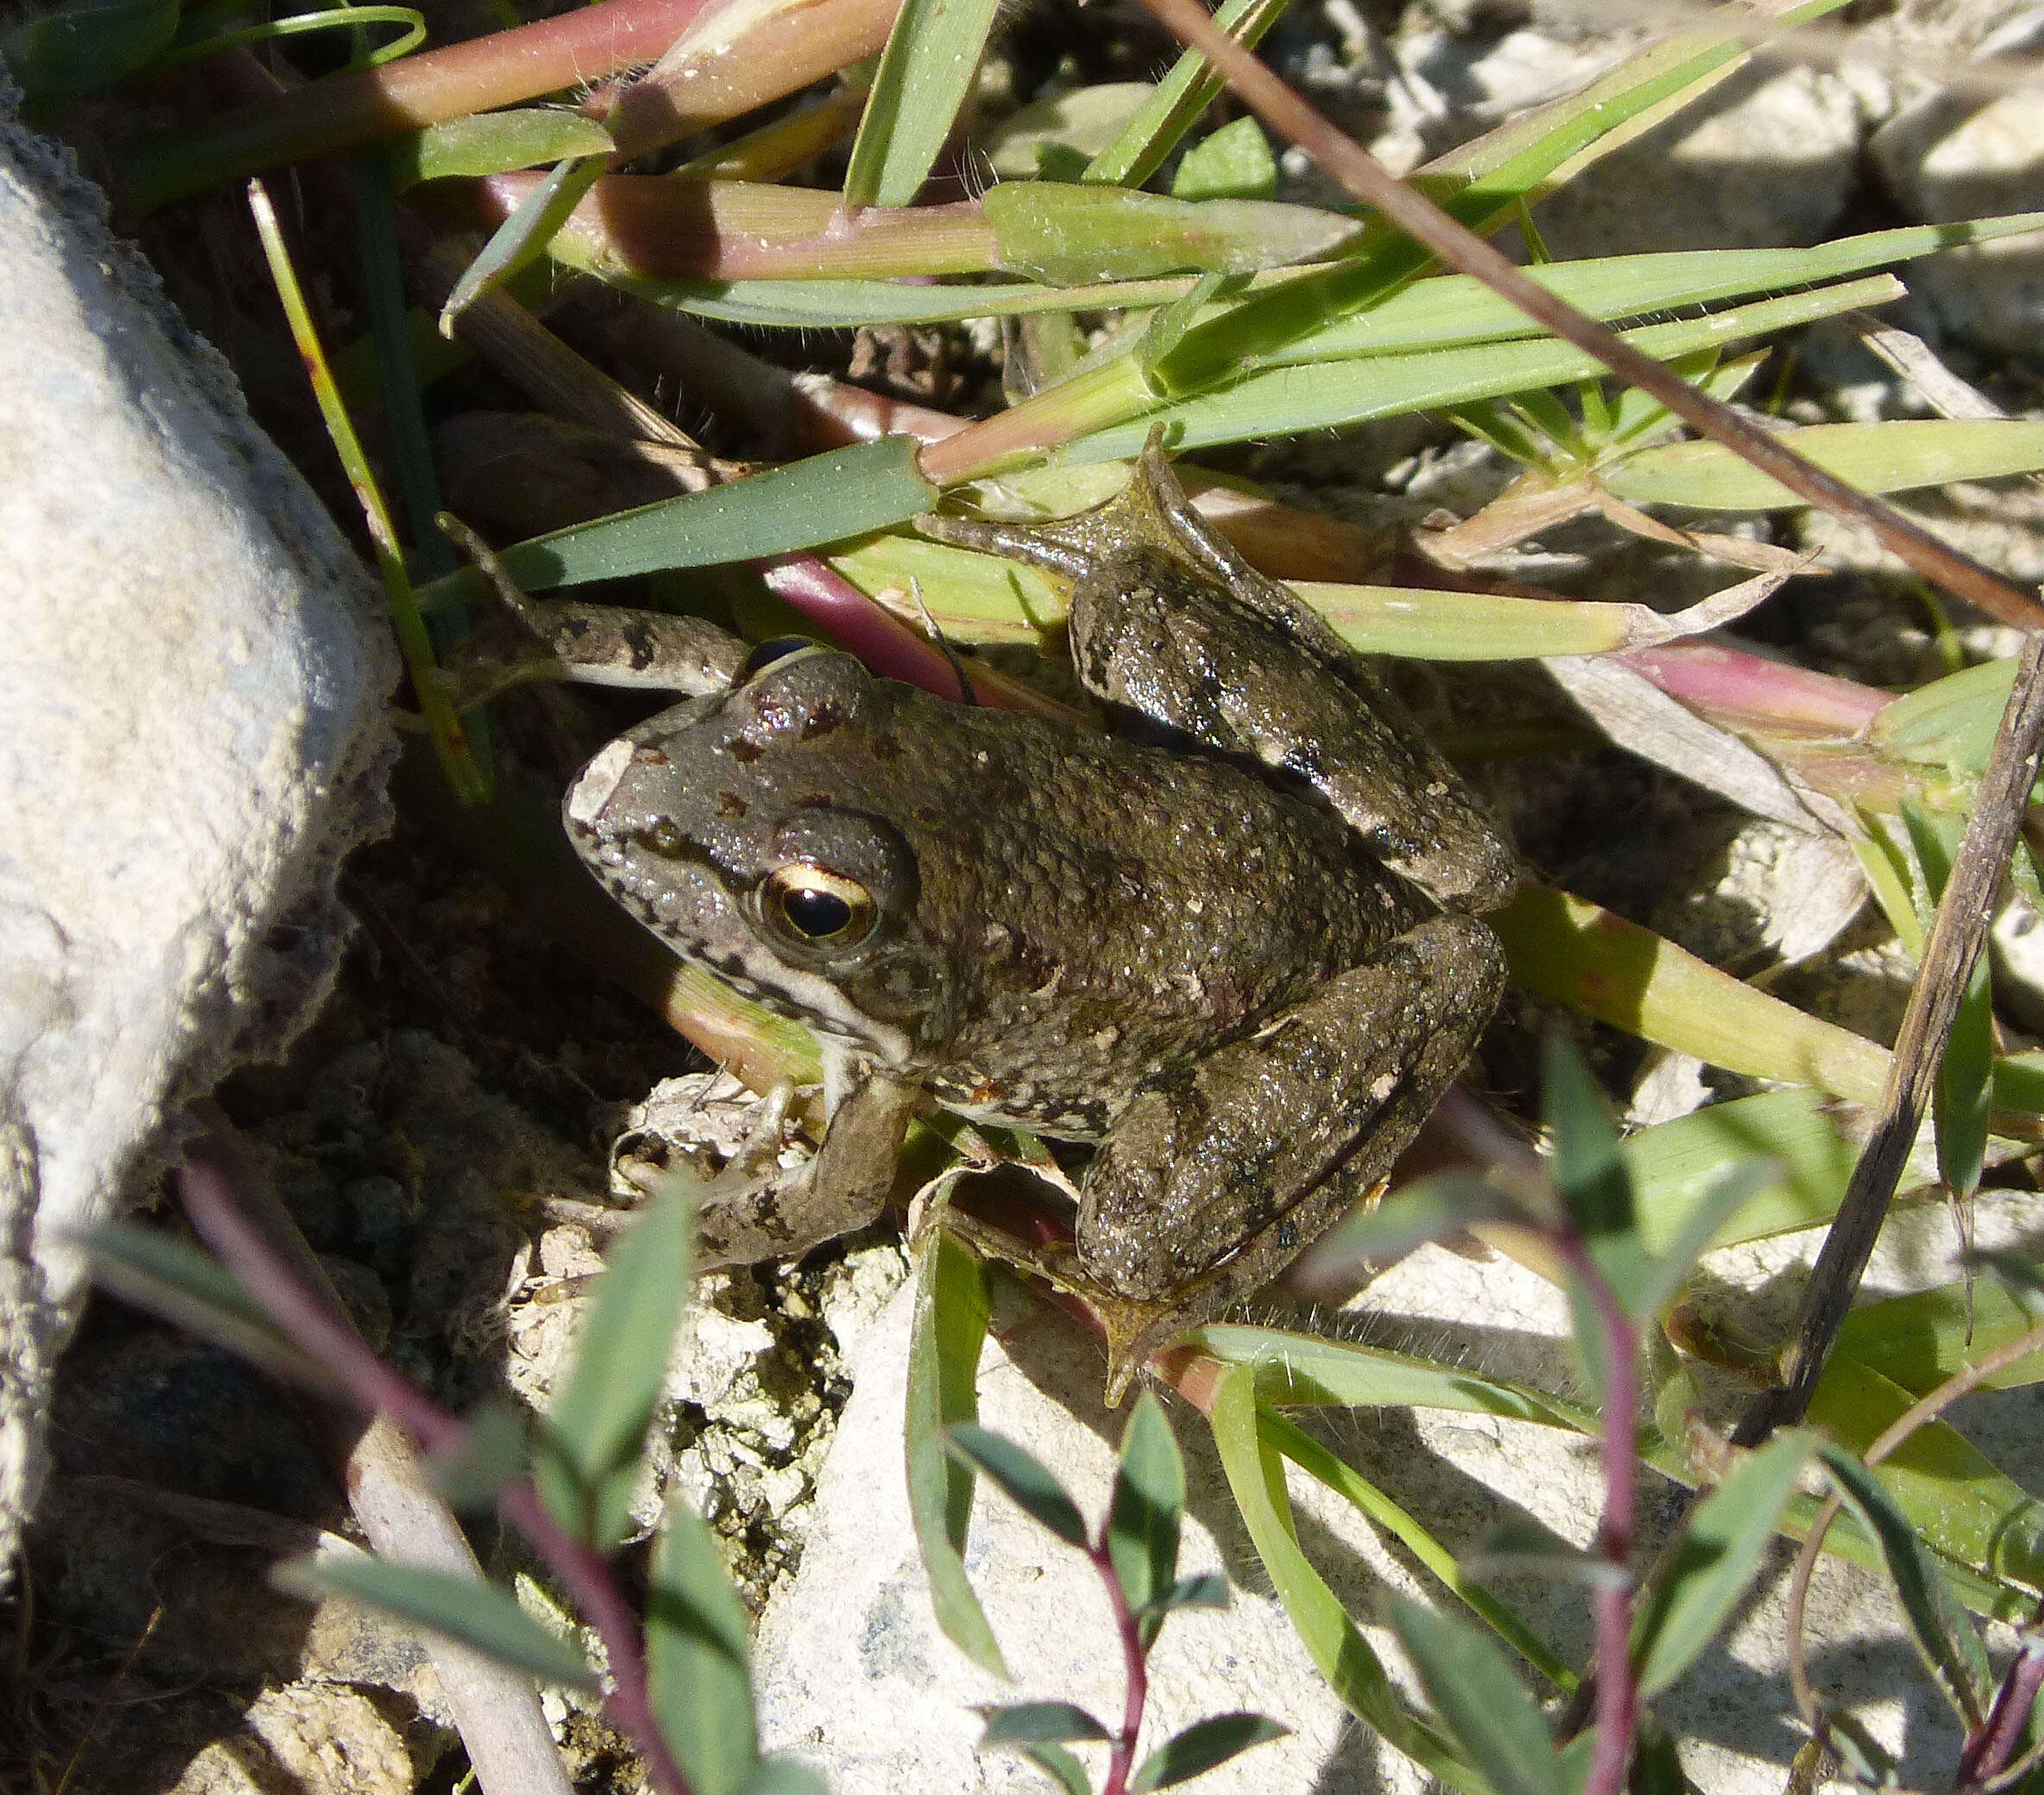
[693, 1071, 918, 1271]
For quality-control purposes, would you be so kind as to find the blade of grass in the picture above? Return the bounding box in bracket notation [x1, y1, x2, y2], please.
[842, 0, 1003, 205]
[246, 180, 486, 804]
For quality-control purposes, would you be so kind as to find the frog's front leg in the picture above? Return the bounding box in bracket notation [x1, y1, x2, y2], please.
[694, 1064, 920, 1268]
[1077, 912, 1505, 1395]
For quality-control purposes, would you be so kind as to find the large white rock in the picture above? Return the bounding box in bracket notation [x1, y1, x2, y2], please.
[0, 111, 398, 1584]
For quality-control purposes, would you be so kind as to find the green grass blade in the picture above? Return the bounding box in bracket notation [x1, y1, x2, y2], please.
[1491, 887, 1891, 1110]
[274, 1554, 597, 1690]
[1265, 1413, 1577, 1692]
[1904, 803, 1994, 1197]
[1606, 418, 2044, 511]
[1806, 1355, 2044, 1591]
[904, 1228, 1006, 1677]
[1815, 1443, 1994, 1731]
[535, 1181, 691, 1549]
[1082, 0, 1292, 190]
[1622, 1089, 1861, 1256]
[2, 0, 177, 117]
[416, 437, 938, 609]
[1205, 1365, 1467, 1780]
[387, 108, 615, 188]
[842, 0, 1003, 207]
[983, 184, 1357, 283]
[442, 154, 605, 331]
[1834, 1279, 2044, 1395]
[1067, 276, 1905, 462]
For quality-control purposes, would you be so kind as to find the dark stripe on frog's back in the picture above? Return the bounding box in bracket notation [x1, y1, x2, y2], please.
[848, 676, 1429, 1126]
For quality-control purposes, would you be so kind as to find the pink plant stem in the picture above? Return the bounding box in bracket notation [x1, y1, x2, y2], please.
[1958, 1635, 2044, 1790]
[178, 1161, 696, 1795]
[1089, 1537, 1151, 1795]
[1551, 1237, 1641, 1795]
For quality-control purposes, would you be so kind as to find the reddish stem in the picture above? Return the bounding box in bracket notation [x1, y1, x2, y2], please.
[1549, 1235, 1642, 1795]
[1958, 1635, 2044, 1791]
[1089, 1536, 1151, 1795]
[178, 1162, 696, 1795]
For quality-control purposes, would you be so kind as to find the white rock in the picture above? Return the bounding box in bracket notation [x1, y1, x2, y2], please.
[1862, 7, 2044, 350]
[1532, 62, 1865, 255]
[0, 114, 398, 1584]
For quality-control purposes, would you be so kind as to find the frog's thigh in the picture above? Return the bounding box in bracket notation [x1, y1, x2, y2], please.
[696, 1073, 917, 1269]
[1076, 914, 1505, 1304]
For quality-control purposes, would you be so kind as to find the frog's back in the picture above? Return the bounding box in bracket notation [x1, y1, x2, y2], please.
[845, 677, 1427, 1132]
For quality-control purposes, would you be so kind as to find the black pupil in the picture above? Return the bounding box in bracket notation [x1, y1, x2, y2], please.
[781, 885, 854, 938]
[741, 636, 817, 679]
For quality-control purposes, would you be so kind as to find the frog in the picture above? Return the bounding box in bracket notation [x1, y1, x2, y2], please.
[562, 439, 1521, 1396]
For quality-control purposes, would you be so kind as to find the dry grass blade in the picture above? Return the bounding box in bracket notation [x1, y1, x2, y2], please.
[1734, 630, 2044, 1445]
[1129, 0, 2044, 635]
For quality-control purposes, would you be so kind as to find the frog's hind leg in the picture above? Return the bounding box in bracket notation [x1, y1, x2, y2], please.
[1076, 913, 1506, 1399]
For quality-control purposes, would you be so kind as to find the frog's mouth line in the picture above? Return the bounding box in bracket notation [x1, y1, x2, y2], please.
[572, 814, 918, 1072]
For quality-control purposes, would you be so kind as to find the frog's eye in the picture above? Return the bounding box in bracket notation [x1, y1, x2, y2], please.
[739, 636, 823, 683]
[760, 863, 877, 948]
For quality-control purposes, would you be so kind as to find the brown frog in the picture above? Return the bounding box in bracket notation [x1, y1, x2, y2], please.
[564, 442, 1519, 1393]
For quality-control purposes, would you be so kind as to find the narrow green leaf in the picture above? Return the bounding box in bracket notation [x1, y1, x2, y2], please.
[387, 109, 615, 188]
[983, 183, 1358, 284]
[84, 1223, 326, 1391]
[1808, 1354, 2044, 1595]
[1815, 1443, 1994, 1731]
[1622, 1089, 1861, 1259]
[739, 1759, 830, 1795]
[535, 1181, 691, 1549]
[441, 154, 605, 331]
[1142, 1572, 1228, 1618]
[948, 1425, 1088, 1549]
[1, 0, 176, 114]
[427, 1401, 529, 1511]
[1631, 1432, 1813, 1696]
[980, 1702, 1113, 1744]
[1302, 1172, 1537, 1270]
[1068, 275, 1906, 462]
[1606, 419, 2044, 511]
[1206, 1367, 1470, 1781]
[647, 1499, 759, 1795]
[274, 1553, 596, 1690]
[905, 1228, 1005, 1677]
[1836, 1275, 2044, 1395]
[1544, 1037, 1652, 1319]
[982, 83, 1158, 180]
[842, 0, 1004, 206]
[1129, 1713, 1288, 1792]
[416, 438, 940, 611]
[1022, 1741, 1094, 1795]
[1082, 0, 1290, 188]
[1270, 1416, 1578, 1693]
[1170, 117, 1276, 201]
[1632, 1158, 1775, 1319]
[1387, 1597, 1568, 1795]
[1109, 1393, 1184, 1641]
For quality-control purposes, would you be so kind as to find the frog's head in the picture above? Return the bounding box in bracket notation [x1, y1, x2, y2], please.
[564, 650, 947, 1068]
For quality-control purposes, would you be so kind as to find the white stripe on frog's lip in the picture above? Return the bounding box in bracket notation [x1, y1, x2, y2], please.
[565, 738, 636, 828]
[721, 939, 917, 1070]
